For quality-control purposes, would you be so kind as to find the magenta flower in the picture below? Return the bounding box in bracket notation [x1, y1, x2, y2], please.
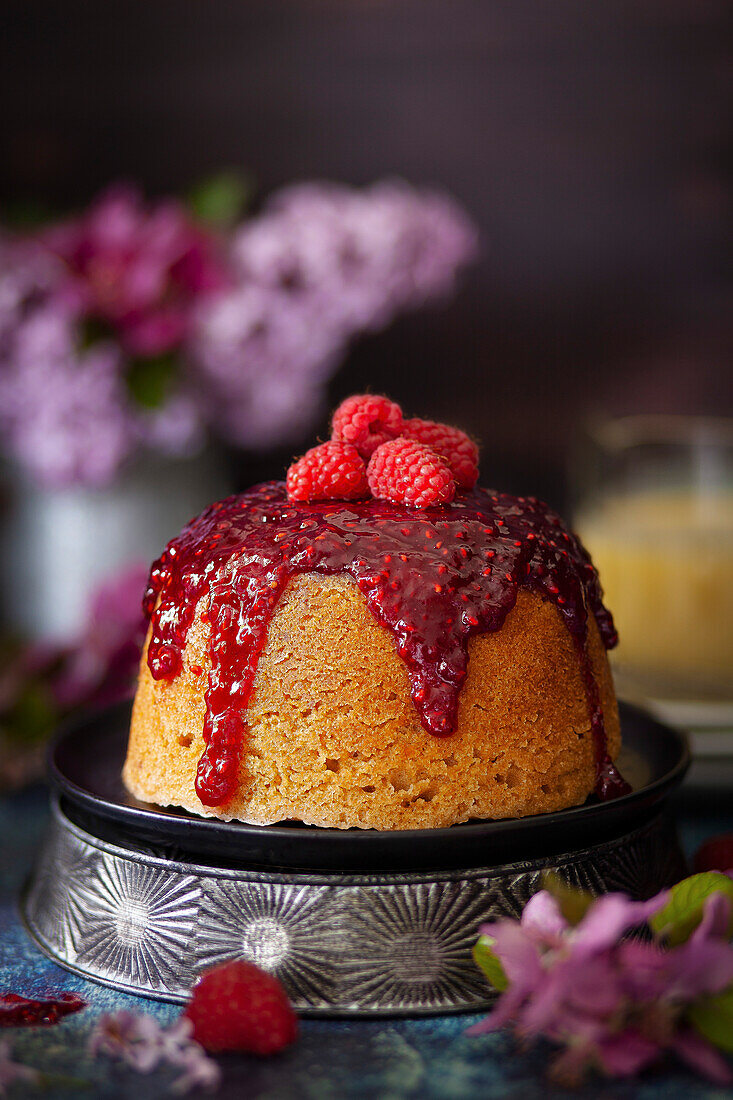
[45, 185, 229, 355]
[470, 882, 733, 1086]
[0, 563, 149, 777]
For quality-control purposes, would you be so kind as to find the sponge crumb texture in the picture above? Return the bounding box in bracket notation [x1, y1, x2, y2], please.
[123, 575, 620, 830]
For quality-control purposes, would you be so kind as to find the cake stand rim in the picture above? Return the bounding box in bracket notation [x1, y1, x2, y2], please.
[47, 700, 690, 872]
[43, 790, 675, 886]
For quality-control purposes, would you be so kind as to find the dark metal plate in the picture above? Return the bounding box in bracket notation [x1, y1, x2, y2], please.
[50, 700, 689, 873]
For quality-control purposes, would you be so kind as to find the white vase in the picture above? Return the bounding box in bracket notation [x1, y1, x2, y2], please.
[0, 450, 228, 641]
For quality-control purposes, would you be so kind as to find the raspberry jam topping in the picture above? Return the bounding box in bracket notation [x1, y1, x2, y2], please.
[145, 483, 629, 807]
[0, 992, 86, 1027]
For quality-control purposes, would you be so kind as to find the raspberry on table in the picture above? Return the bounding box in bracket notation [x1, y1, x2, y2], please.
[403, 417, 479, 489]
[184, 960, 298, 1055]
[331, 394, 403, 458]
[694, 835, 733, 874]
[367, 438, 456, 508]
[286, 441, 369, 502]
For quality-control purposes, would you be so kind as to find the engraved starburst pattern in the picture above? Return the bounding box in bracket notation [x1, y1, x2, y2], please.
[194, 880, 339, 1007]
[582, 820, 686, 898]
[25, 821, 99, 962]
[24, 804, 687, 1014]
[481, 867, 545, 920]
[75, 854, 200, 994]
[337, 879, 493, 1011]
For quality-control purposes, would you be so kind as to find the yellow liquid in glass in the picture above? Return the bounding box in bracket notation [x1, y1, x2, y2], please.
[577, 490, 733, 699]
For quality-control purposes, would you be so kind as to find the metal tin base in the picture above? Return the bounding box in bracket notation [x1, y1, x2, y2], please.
[23, 796, 686, 1016]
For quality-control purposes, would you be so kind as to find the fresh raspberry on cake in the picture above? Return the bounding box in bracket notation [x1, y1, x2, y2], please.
[286, 441, 369, 502]
[367, 438, 456, 508]
[184, 960, 298, 1055]
[331, 394, 403, 458]
[403, 418, 479, 489]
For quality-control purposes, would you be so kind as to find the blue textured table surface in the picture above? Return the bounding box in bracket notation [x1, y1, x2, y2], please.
[2, 785, 732, 1099]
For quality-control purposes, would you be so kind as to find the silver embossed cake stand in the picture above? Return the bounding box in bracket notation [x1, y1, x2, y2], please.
[23, 702, 689, 1016]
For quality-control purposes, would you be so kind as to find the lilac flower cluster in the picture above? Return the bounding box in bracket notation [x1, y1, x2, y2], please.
[0, 202, 212, 487]
[0, 244, 133, 486]
[0, 181, 477, 487]
[89, 1011, 220, 1094]
[470, 879, 733, 1085]
[193, 181, 478, 448]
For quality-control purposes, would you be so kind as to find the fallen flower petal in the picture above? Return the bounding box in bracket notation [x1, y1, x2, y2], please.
[89, 1010, 220, 1094]
[169, 1045, 222, 1095]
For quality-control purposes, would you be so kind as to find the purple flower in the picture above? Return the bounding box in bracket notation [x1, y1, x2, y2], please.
[89, 1010, 163, 1073]
[470, 887, 733, 1085]
[0, 1040, 40, 1095]
[0, 299, 135, 487]
[135, 392, 206, 458]
[190, 283, 338, 449]
[89, 1011, 220, 1094]
[193, 179, 477, 449]
[0, 237, 61, 353]
[1, 178, 477, 480]
[231, 179, 478, 336]
[45, 185, 229, 355]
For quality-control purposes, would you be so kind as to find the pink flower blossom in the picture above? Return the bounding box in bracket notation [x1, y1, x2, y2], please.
[470, 887, 733, 1085]
[190, 282, 336, 449]
[45, 185, 229, 355]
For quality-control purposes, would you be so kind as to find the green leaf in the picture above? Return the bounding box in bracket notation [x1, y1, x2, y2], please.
[1, 198, 56, 229]
[542, 871, 595, 926]
[650, 873, 733, 946]
[688, 987, 733, 1053]
[187, 170, 253, 229]
[79, 317, 114, 349]
[4, 682, 58, 746]
[473, 935, 508, 992]
[126, 353, 178, 410]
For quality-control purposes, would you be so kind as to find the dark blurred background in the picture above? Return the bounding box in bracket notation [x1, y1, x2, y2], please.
[2, 0, 731, 506]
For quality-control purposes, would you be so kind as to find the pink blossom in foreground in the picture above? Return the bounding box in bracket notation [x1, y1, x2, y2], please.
[469, 888, 733, 1086]
[45, 185, 229, 355]
[89, 1011, 220, 1094]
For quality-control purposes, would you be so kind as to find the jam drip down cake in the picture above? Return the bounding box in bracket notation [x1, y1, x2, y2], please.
[124, 396, 628, 830]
